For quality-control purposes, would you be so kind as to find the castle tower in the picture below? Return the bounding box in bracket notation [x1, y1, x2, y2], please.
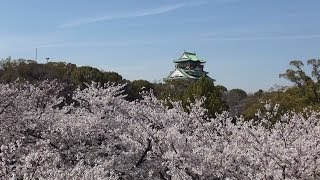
[164, 51, 209, 82]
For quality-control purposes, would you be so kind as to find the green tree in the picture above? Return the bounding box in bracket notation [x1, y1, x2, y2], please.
[307, 59, 320, 102]
[70, 66, 122, 86]
[279, 60, 312, 87]
[216, 85, 228, 94]
[126, 80, 154, 101]
[280, 59, 320, 103]
[154, 79, 196, 101]
[223, 88, 247, 117]
[183, 77, 227, 118]
[0, 57, 20, 83]
[307, 59, 320, 82]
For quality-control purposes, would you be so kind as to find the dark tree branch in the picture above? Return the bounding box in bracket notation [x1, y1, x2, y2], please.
[159, 171, 168, 180]
[0, 102, 11, 115]
[159, 167, 171, 180]
[19, 129, 60, 150]
[185, 168, 200, 180]
[135, 138, 152, 167]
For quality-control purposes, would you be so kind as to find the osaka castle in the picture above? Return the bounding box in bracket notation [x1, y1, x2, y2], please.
[163, 51, 209, 82]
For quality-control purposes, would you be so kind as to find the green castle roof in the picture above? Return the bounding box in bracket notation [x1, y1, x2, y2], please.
[173, 51, 206, 63]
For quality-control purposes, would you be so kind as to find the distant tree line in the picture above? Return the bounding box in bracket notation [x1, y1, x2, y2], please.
[0, 57, 227, 118]
[243, 59, 320, 122]
[1, 57, 320, 121]
[0, 57, 123, 85]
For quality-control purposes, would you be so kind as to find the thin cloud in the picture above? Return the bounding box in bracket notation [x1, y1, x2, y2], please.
[0, 34, 57, 52]
[287, 12, 320, 17]
[213, 0, 242, 4]
[36, 40, 155, 48]
[59, 2, 202, 28]
[205, 34, 320, 41]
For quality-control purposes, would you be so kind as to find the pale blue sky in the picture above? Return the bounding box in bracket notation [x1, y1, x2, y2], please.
[1, 0, 320, 92]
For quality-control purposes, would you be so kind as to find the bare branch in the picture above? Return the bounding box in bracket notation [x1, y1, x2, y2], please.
[136, 138, 152, 167]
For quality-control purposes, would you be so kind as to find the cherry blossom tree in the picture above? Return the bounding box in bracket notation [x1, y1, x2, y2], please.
[0, 81, 319, 179]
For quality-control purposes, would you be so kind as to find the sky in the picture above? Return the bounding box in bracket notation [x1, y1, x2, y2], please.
[1, 0, 320, 92]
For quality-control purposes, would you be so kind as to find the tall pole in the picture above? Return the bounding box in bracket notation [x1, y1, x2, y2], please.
[35, 48, 38, 61]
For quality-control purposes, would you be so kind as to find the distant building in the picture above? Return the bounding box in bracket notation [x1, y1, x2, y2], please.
[164, 51, 210, 82]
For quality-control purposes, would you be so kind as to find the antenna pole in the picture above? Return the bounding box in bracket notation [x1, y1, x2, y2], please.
[35, 48, 38, 61]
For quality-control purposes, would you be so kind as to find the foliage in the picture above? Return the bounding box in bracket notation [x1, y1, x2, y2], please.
[71, 66, 122, 86]
[280, 59, 320, 103]
[0, 58, 123, 85]
[183, 76, 227, 118]
[153, 77, 227, 118]
[243, 87, 320, 121]
[244, 59, 320, 121]
[125, 80, 154, 101]
[0, 58, 226, 116]
[1, 81, 320, 179]
[223, 88, 247, 117]
[154, 79, 194, 101]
